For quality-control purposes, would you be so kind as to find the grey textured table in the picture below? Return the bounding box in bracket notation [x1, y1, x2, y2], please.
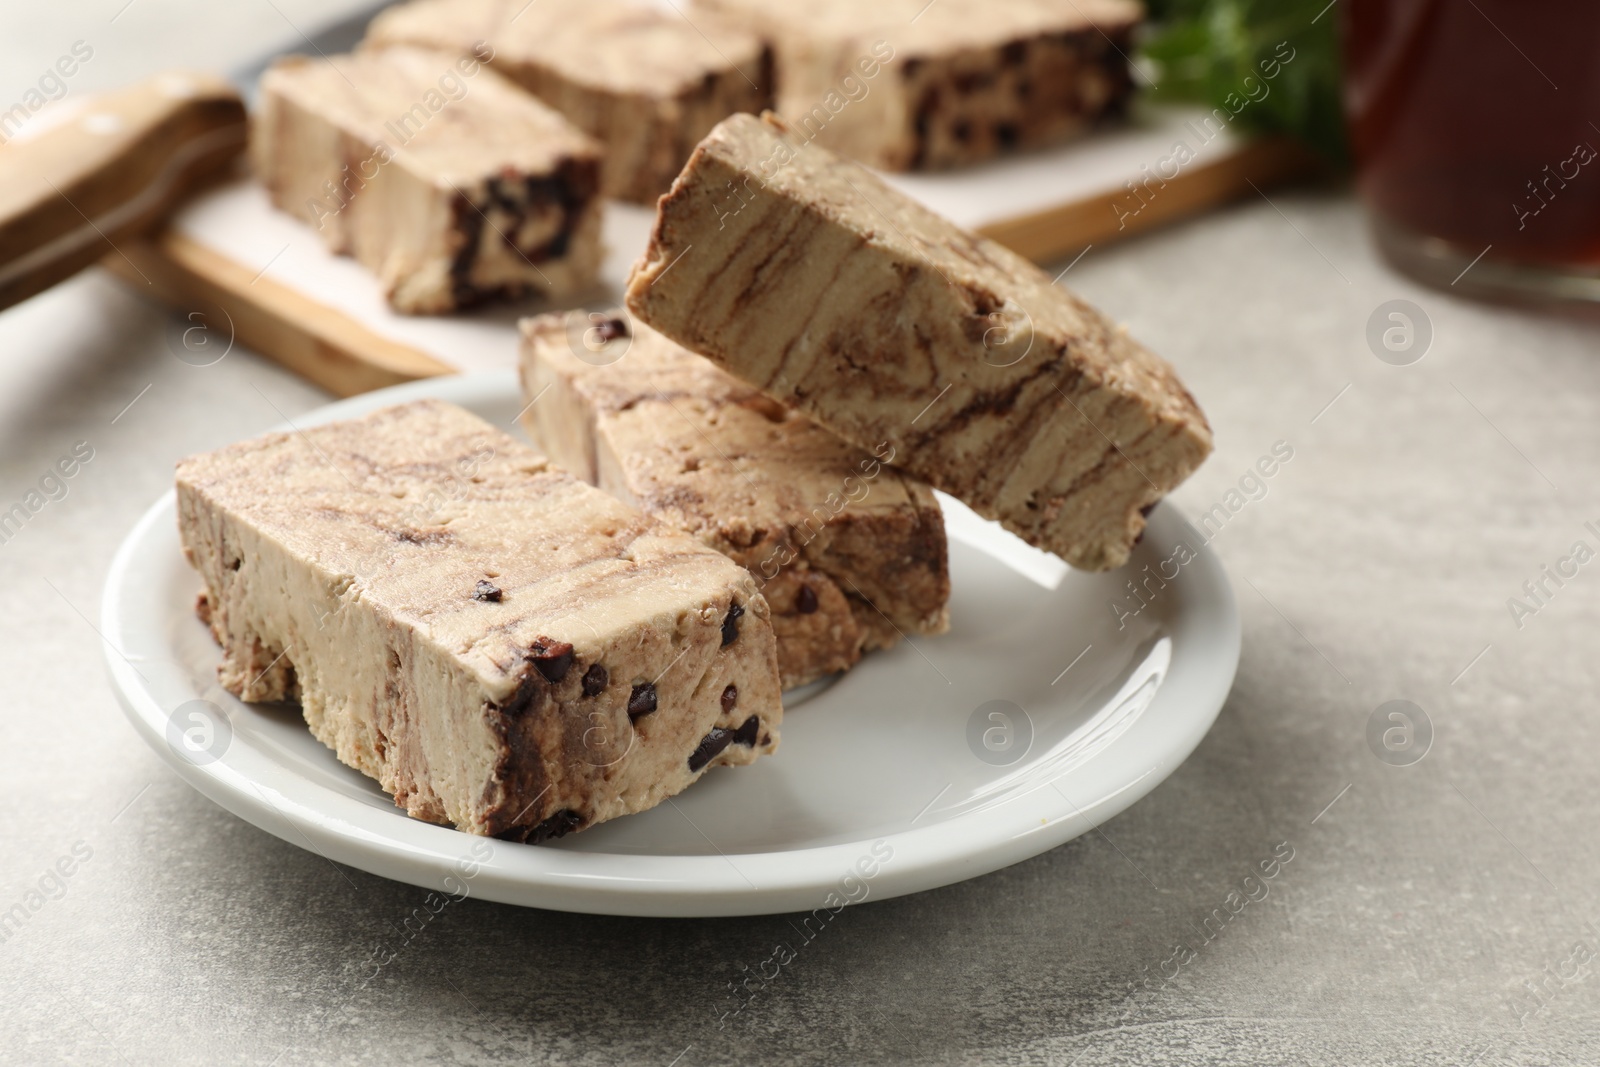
[5, 6, 1600, 1066]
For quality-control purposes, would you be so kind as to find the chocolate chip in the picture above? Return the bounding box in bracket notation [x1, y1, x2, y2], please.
[448, 158, 598, 307]
[1134, 501, 1158, 547]
[721, 602, 745, 646]
[797, 585, 819, 615]
[473, 580, 502, 602]
[528, 637, 574, 683]
[448, 192, 485, 306]
[721, 685, 738, 713]
[582, 663, 608, 697]
[594, 317, 629, 342]
[996, 123, 1019, 149]
[1002, 40, 1027, 65]
[732, 715, 760, 747]
[525, 809, 583, 844]
[688, 726, 734, 772]
[495, 672, 540, 718]
[628, 682, 657, 720]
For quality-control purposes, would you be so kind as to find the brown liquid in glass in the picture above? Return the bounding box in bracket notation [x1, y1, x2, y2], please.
[1343, 0, 1600, 266]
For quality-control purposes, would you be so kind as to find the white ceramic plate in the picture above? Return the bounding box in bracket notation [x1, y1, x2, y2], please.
[102, 372, 1239, 917]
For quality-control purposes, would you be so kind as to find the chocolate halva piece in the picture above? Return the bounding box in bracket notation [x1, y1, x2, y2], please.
[365, 0, 772, 203]
[625, 113, 1211, 571]
[176, 399, 781, 841]
[696, 0, 1141, 169]
[252, 47, 602, 313]
[519, 312, 949, 687]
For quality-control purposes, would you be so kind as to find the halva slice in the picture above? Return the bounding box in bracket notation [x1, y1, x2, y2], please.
[366, 0, 771, 202]
[697, 0, 1140, 169]
[626, 113, 1211, 571]
[176, 399, 782, 842]
[252, 47, 602, 313]
[520, 311, 949, 687]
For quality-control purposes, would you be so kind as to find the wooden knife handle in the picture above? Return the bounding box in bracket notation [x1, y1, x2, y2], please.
[0, 71, 246, 312]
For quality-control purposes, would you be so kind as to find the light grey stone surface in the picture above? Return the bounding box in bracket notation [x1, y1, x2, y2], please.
[4, 5, 1600, 1066]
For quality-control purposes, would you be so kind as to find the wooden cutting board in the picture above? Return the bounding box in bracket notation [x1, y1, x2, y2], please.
[105, 104, 1314, 397]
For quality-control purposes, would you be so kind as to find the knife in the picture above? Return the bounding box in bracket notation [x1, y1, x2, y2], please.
[0, 70, 247, 312]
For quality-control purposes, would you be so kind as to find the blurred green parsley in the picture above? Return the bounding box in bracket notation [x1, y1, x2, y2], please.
[1139, 0, 1349, 164]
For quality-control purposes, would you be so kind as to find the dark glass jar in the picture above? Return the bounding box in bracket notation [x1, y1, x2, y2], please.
[1342, 0, 1600, 300]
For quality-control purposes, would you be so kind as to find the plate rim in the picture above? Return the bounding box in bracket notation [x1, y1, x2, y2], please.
[102, 370, 1240, 917]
